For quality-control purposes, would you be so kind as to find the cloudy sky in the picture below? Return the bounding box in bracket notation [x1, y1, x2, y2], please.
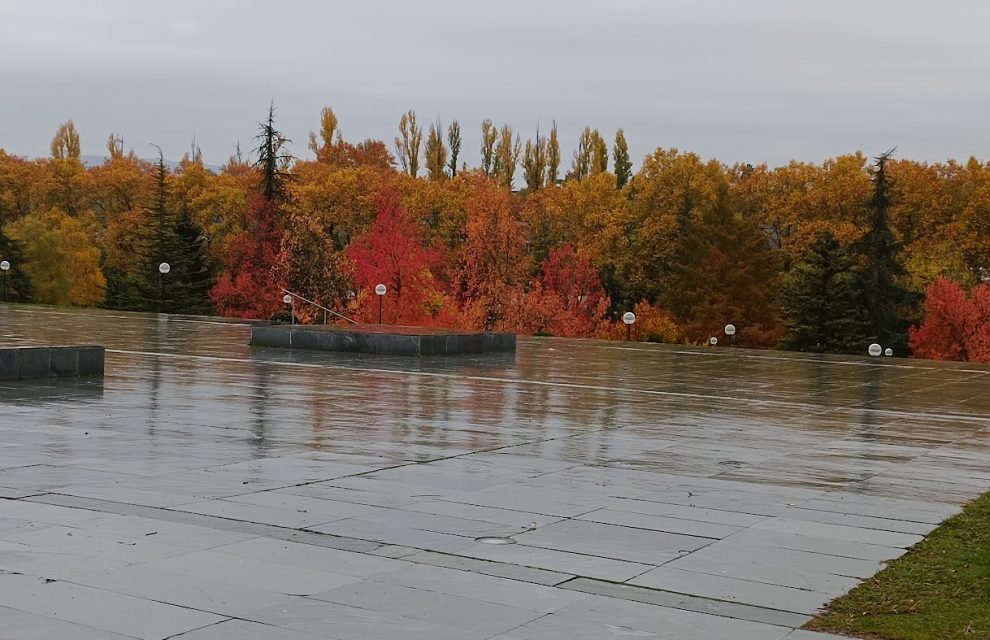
[2, 0, 988, 168]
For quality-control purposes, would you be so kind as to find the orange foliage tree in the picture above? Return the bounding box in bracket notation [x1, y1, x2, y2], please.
[457, 177, 530, 330]
[597, 301, 680, 343]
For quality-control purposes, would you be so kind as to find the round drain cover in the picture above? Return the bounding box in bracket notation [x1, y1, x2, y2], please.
[475, 536, 515, 545]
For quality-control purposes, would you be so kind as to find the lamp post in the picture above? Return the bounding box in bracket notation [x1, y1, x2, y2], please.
[158, 262, 170, 312]
[0, 260, 9, 303]
[375, 284, 387, 324]
[283, 293, 294, 326]
[724, 323, 736, 347]
[621, 311, 636, 341]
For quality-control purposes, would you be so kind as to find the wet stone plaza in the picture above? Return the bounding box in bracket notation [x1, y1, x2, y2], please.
[1, 306, 988, 640]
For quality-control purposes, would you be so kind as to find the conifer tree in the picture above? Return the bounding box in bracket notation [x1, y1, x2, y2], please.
[0, 228, 31, 302]
[0, 157, 30, 302]
[118, 150, 212, 313]
[168, 209, 213, 314]
[256, 104, 292, 202]
[665, 203, 782, 346]
[780, 231, 868, 353]
[857, 149, 912, 353]
[613, 129, 632, 188]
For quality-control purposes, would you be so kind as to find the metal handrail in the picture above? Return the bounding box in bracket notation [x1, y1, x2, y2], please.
[282, 289, 357, 324]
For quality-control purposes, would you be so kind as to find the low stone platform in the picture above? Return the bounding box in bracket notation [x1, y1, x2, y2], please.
[250, 323, 516, 356]
[0, 345, 105, 380]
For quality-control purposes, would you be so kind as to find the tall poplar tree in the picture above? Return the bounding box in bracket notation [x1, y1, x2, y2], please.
[493, 125, 521, 189]
[570, 127, 594, 179]
[522, 128, 547, 191]
[394, 110, 422, 178]
[591, 129, 608, 174]
[308, 107, 339, 157]
[424, 120, 448, 181]
[480, 119, 497, 177]
[613, 129, 632, 188]
[447, 120, 461, 177]
[50, 121, 81, 160]
[546, 122, 561, 185]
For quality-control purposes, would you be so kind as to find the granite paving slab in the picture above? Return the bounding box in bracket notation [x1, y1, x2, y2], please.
[310, 580, 546, 635]
[1, 306, 989, 639]
[0, 572, 224, 639]
[143, 549, 362, 595]
[243, 597, 491, 640]
[0, 606, 138, 640]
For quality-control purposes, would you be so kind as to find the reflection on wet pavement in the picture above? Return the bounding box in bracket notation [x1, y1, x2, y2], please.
[1, 305, 988, 639]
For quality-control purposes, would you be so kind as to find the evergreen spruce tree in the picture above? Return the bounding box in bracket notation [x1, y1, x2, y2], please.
[0, 227, 32, 302]
[256, 103, 293, 202]
[118, 150, 212, 313]
[780, 231, 868, 353]
[857, 149, 912, 353]
[167, 211, 212, 314]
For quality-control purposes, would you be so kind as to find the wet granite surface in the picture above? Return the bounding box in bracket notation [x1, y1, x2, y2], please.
[1, 305, 988, 639]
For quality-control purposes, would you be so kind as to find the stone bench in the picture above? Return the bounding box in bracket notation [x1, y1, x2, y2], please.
[0, 346, 105, 381]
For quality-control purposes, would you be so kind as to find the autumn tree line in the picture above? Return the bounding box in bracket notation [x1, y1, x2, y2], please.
[1, 106, 989, 360]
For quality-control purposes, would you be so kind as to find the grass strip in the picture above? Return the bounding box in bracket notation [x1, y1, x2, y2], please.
[807, 492, 989, 639]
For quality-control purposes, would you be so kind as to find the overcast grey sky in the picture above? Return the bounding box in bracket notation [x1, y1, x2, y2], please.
[2, 0, 988, 168]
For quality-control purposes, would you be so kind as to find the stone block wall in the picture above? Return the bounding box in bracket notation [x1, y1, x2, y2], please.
[0, 346, 105, 381]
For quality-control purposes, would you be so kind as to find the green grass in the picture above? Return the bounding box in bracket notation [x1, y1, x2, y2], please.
[806, 492, 990, 640]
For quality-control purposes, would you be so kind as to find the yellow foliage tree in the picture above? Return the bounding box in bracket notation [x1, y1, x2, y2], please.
[7, 209, 105, 306]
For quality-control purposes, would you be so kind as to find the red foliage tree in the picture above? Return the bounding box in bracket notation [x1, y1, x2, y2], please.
[210, 194, 285, 318]
[968, 285, 990, 361]
[520, 246, 609, 337]
[347, 190, 447, 325]
[908, 277, 990, 362]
